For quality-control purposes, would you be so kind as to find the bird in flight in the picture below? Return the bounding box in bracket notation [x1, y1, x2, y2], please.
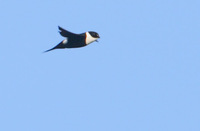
[44, 26, 100, 52]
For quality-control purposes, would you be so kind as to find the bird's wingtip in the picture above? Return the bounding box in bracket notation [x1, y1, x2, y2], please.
[43, 48, 55, 53]
[58, 26, 63, 30]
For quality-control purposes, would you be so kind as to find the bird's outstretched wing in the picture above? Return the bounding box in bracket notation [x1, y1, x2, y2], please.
[44, 41, 66, 53]
[44, 27, 86, 53]
[58, 26, 78, 37]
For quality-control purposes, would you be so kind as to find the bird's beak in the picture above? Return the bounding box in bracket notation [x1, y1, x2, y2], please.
[96, 36, 100, 42]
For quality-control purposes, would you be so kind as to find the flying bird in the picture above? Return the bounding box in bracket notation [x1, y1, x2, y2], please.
[44, 26, 100, 52]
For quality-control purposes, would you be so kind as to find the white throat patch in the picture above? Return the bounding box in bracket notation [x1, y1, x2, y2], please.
[85, 32, 98, 45]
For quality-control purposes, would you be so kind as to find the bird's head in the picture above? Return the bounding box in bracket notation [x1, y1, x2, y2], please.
[88, 31, 100, 39]
[86, 31, 100, 44]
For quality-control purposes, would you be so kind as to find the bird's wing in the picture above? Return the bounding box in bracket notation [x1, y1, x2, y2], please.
[58, 26, 79, 37]
[44, 40, 66, 53]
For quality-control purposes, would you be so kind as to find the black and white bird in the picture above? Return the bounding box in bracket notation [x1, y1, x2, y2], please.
[44, 26, 100, 52]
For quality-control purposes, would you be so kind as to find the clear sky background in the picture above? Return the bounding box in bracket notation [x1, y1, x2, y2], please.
[0, 0, 200, 131]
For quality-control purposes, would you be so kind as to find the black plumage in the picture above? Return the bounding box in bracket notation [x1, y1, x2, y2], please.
[44, 26, 100, 52]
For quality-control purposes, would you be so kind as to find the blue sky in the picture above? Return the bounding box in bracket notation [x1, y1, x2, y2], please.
[1, 0, 200, 131]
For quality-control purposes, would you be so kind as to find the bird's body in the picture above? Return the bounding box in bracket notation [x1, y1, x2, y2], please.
[44, 26, 100, 52]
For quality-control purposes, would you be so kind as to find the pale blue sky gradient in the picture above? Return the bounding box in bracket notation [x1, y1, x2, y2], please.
[1, 0, 200, 131]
